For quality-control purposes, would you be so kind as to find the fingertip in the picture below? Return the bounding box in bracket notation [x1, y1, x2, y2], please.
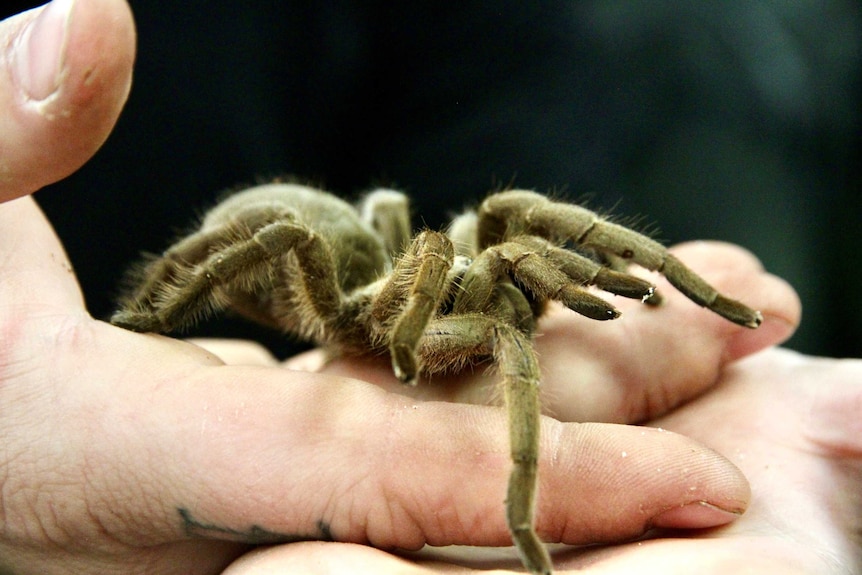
[0, 0, 136, 201]
[541, 423, 750, 543]
[649, 500, 743, 530]
[668, 240, 803, 360]
[722, 273, 802, 361]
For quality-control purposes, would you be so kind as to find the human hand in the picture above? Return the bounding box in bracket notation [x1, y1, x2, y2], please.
[1, 194, 797, 575]
[0, 1, 806, 574]
[224, 348, 862, 574]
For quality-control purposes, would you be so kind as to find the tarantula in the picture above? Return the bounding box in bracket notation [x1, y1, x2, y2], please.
[111, 183, 761, 575]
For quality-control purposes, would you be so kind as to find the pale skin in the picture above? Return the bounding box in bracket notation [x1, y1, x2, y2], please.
[0, 2, 859, 575]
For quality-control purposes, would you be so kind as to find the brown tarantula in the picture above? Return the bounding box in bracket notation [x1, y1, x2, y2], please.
[111, 183, 761, 575]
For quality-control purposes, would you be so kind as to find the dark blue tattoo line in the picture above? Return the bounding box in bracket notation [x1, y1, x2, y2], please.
[178, 507, 333, 545]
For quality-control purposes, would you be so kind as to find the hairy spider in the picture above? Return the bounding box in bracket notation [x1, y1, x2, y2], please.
[111, 183, 761, 575]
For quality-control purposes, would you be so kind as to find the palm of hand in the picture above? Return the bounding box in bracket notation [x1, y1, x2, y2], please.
[547, 349, 862, 574]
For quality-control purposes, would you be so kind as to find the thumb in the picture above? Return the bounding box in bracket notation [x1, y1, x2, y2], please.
[0, 0, 135, 202]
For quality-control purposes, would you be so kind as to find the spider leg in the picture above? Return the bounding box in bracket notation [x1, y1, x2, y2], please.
[418, 315, 552, 575]
[478, 190, 762, 328]
[446, 208, 480, 257]
[371, 230, 454, 385]
[522, 236, 656, 301]
[358, 188, 412, 259]
[453, 236, 654, 322]
[113, 230, 223, 328]
[111, 219, 343, 334]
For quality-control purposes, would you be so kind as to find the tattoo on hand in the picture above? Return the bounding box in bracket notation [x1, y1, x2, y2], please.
[178, 507, 333, 545]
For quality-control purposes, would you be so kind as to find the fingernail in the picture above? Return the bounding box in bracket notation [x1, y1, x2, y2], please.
[13, 0, 74, 101]
[651, 501, 743, 529]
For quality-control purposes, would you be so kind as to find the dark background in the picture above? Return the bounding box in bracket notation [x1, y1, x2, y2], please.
[5, 1, 861, 358]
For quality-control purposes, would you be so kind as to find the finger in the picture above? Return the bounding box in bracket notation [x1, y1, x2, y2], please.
[279, 356, 852, 575]
[294, 241, 802, 423]
[67, 328, 748, 554]
[536, 240, 801, 422]
[187, 338, 280, 366]
[224, 540, 807, 575]
[223, 542, 439, 575]
[658, 241, 801, 360]
[578, 240, 800, 363]
[0, 0, 135, 202]
[802, 357, 862, 457]
[0, 194, 85, 312]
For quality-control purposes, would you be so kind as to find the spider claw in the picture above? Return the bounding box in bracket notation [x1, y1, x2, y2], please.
[394, 367, 419, 387]
[642, 286, 661, 305]
[391, 344, 419, 386]
[747, 310, 764, 329]
[569, 300, 621, 321]
[595, 267, 656, 300]
[642, 286, 656, 302]
[559, 285, 621, 321]
[110, 309, 164, 333]
[716, 297, 763, 329]
[701, 294, 763, 328]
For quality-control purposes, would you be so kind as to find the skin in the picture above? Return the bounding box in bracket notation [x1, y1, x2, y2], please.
[0, 1, 859, 574]
[252, 344, 860, 575]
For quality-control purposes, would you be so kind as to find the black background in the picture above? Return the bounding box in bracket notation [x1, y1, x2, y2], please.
[5, 1, 861, 358]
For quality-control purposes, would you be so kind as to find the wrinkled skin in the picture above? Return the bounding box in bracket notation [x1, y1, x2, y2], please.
[1, 1, 859, 575]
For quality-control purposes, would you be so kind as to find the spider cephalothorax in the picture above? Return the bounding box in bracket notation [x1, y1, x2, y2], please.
[111, 183, 761, 575]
